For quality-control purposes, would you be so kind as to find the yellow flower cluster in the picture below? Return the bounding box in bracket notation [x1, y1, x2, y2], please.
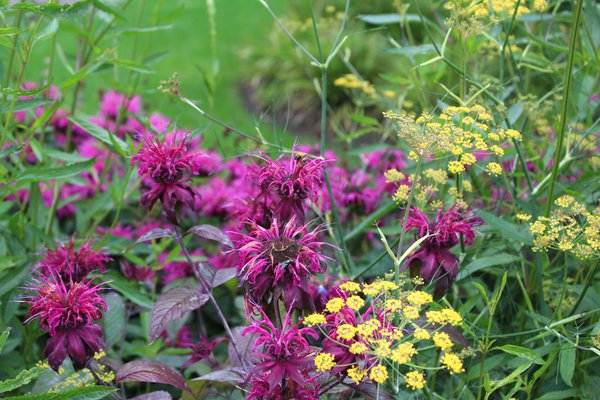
[445, 0, 546, 23]
[384, 105, 520, 177]
[334, 74, 376, 99]
[524, 196, 600, 259]
[305, 279, 467, 391]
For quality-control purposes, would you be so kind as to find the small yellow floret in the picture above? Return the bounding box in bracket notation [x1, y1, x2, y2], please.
[315, 353, 336, 371]
[405, 370, 426, 390]
[441, 352, 464, 374]
[326, 298, 345, 313]
[369, 364, 389, 384]
[433, 332, 454, 351]
[303, 313, 326, 327]
[347, 296, 365, 311]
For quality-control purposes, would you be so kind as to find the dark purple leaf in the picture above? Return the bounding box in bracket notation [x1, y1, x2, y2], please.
[228, 326, 256, 370]
[186, 224, 233, 248]
[136, 228, 174, 243]
[149, 286, 209, 342]
[116, 361, 191, 393]
[197, 262, 237, 293]
[193, 369, 244, 385]
[130, 391, 172, 400]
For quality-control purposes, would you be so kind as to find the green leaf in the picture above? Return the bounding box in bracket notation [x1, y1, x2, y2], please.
[60, 61, 103, 90]
[0, 84, 49, 96]
[110, 59, 154, 74]
[101, 292, 126, 348]
[118, 25, 173, 34]
[12, 159, 94, 183]
[387, 44, 436, 56]
[4, 385, 116, 400]
[559, 344, 576, 386]
[478, 210, 533, 245]
[0, 366, 45, 394]
[34, 18, 59, 45]
[68, 116, 128, 155]
[490, 360, 533, 391]
[472, 282, 490, 306]
[99, 271, 153, 309]
[457, 253, 520, 280]
[536, 389, 580, 400]
[0, 98, 52, 113]
[92, 0, 126, 20]
[494, 345, 544, 365]
[0, 328, 10, 353]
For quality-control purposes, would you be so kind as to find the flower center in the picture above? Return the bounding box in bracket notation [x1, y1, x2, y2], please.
[267, 237, 301, 265]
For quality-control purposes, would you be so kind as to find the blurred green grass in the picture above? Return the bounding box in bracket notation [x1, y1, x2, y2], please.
[25, 0, 288, 153]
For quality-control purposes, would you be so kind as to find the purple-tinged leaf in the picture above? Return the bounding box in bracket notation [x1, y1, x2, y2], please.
[137, 228, 174, 243]
[228, 327, 256, 370]
[193, 369, 244, 385]
[186, 224, 233, 248]
[116, 361, 191, 393]
[197, 262, 237, 293]
[130, 391, 172, 400]
[149, 286, 208, 342]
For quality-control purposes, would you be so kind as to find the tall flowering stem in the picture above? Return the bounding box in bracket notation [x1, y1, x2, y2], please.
[395, 156, 423, 296]
[544, 0, 584, 217]
[173, 230, 245, 368]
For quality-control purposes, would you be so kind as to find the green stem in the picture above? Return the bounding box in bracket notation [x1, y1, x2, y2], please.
[544, 0, 583, 216]
[568, 259, 600, 317]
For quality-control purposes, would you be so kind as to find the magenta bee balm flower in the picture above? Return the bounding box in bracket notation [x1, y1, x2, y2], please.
[257, 153, 327, 222]
[404, 205, 483, 297]
[233, 217, 330, 309]
[25, 277, 107, 371]
[39, 239, 109, 281]
[243, 308, 319, 399]
[131, 131, 205, 223]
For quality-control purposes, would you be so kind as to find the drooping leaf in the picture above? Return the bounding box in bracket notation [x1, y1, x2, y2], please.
[136, 228, 174, 243]
[12, 159, 94, 183]
[101, 292, 126, 348]
[186, 224, 233, 248]
[559, 344, 576, 387]
[116, 361, 191, 393]
[193, 369, 244, 385]
[68, 116, 128, 155]
[494, 345, 544, 365]
[228, 326, 255, 370]
[0, 98, 52, 113]
[92, 0, 126, 20]
[457, 253, 520, 280]
[198, 262, 237, 293]
[149, 286, 208, 342]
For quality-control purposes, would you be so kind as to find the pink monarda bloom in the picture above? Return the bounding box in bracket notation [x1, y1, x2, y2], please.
[131, 131, 204, 224]
[233, 217, 329, 309]
[404, 205, 483, 297]
[25, 277, 107, 371]
[243, 308, 319, 400]
[100, 90, 141, 119]
[257, 153, 327, 222]
[39, 239, 109, 281]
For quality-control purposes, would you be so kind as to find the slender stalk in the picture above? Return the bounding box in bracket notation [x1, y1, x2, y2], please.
[395, 157, 423, 282]
[174, 231, 245, 369]
[544, 0, 584, 216]
[568, 259, 600, 317]
[2, 4, 24, 98]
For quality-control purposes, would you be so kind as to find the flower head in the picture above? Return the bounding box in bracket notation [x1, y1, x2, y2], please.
[131, 131, 204, 223]
[243, 307, 318, 398]
[234, 217, 330, 310]
[38, 238, 109, 281]
[25, 276, 107, 371]
[257, 153, 327, 222]
[404, 205, 482, 297]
